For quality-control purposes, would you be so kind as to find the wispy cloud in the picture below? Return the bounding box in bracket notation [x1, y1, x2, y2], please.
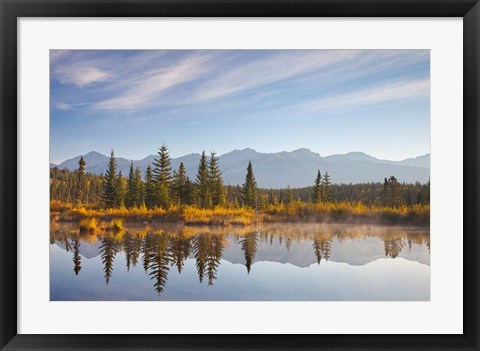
[54, 101, 94, 111]
[50, 49, 430, 113]
[94, 54, 212, 110]
[302, 78, 430, 111]
[56, 66, 110, 87]
[191, 50, 362, 103]
[55, 102, 72, 110]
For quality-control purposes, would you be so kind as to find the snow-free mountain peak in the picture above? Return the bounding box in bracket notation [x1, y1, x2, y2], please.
[52, 149, 430, 187]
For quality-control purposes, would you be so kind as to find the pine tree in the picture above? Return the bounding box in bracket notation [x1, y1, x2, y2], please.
[152, 144, 173, 209]
[74, 156, 86, 204]
[133, 167, 144, 207]
[102, 150, 119, 208]
[382, 176, 403, 207]
[144, 164, 156, 209]
[172, 162, 193, 206]
[313, 170, 322, 204]
[322, 172, 332, 203]
[126, 161, 135, 208]
[242, 161, 257, 208]
[208, 152, 224, 207]
[194, 151, 211, 208]
[117, 170, 126, 208]
[285, 186, 293, 205]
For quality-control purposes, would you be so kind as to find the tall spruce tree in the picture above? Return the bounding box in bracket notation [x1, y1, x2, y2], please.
[133, 167, 144, 207]
[74, 156, 86, 204]
[173, 162, 195, 206]
[208, 152, 225, 207]
[313, 170, 322, 204]
[144, 164, 156, 209]
[322, 172, 332, 203]
[117, 171, 126, 208]
[194, 151, 211, 208]
[382, 175, 403, 207]
[126, 161, 135, 208]
[126, 161, 143, 208]
[102, 150, 120, 208]
[242, 161, 257, 208]
[152, 144, 173, 209]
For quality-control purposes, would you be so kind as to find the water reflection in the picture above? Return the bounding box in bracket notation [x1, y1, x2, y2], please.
[50, 223, 430, 300]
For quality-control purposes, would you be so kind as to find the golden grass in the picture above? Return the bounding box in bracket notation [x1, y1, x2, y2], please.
[53, 201, 429, 226]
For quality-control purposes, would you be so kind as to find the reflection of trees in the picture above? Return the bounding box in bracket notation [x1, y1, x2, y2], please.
[123, 233, 142, 272]
[147, 234, 172, 294]
[170, 234, 191, 274]
[99, 234, 119, 285]
[313, 238, 322, 264]
[312, 235, 332, 264]
[62, 233, 71, 252]
[142, 233, 156, 273]
[132, 234, 142, 268]
[383, 237, 404, 258]
[206, 235, 224, 286]
[285, 237, 292, 251]
[320, 239, 332, 261]
[72, 234, 82, 275]
[240, 232, 258, 273]
[192, 234, 224, 286]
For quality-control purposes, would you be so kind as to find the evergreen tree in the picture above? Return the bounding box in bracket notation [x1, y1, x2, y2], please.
[382, 176, 403, 207]
[242, 161, 257, 208]
[194, 151, 211, 208]
[102, 150, 119, 208]
[172, 162, 193, 206]
[322, 172, 332, 203]
[313, 170, 322, 204]
[285, 186, 293, 205]
[117, 170, 126, 208]
[127, 162, 144, 208]
[144, 164, 156, 209]
[126, 161, 135, 208]
[74, 156, 86, 204]
[208, 152, 225, 207]
[133, 167, 144, 207]
[152, 144, 173, 209]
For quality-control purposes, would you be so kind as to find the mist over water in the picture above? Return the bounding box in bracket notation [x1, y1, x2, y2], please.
[50, 222, 430, 301]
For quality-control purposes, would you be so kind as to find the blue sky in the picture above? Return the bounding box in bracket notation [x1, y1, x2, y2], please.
[50, 50, 430, 164]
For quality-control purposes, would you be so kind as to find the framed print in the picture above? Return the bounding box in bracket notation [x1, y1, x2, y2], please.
[1, 0, 479, 350]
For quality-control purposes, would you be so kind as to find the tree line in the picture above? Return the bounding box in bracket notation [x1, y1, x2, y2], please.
[50, 144, 430, 210]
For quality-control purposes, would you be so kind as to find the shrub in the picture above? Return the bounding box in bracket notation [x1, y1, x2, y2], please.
[79, 218, 98, 233]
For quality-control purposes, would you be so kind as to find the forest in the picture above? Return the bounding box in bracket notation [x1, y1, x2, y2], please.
[50, 144, 430, 226]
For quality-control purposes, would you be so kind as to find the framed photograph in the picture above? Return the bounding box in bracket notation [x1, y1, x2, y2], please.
[1, 0, 478, 350]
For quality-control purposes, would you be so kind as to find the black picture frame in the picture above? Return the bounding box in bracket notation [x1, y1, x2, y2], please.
[1, 0, 479, 350]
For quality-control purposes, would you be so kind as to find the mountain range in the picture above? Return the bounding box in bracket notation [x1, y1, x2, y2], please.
[50, 149, 430, 188]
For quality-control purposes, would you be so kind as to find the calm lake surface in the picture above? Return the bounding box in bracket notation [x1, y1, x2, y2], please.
[50, 223, 430, 301]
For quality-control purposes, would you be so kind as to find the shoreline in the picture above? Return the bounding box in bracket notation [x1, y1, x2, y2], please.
[51, 202, 430, 227]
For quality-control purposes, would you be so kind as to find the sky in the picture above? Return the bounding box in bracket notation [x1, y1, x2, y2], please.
[50, 50, 430, 164]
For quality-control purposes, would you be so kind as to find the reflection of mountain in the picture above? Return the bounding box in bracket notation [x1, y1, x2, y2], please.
[55, 240, 102, 259]
[51, 149, 430, 187]
[220, 237, 430, 268]
[54, 234, 430, 269]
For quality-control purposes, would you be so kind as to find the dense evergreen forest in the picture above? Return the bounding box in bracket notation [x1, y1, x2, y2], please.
[50, 145, 430, 225]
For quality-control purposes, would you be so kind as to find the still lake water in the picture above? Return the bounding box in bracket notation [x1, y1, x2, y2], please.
[50, 222, 430, 301]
